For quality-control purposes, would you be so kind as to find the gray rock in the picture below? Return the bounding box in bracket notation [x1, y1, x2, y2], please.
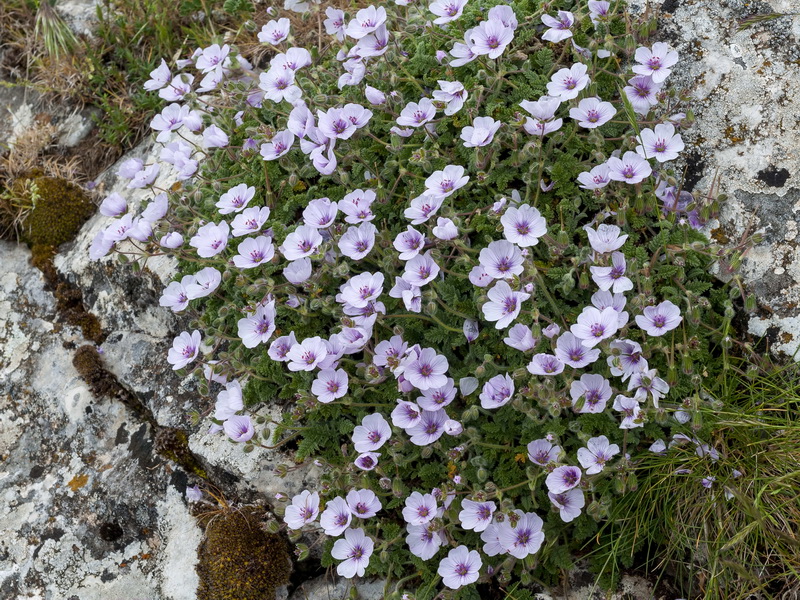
[0, 241, 201, 600]
[642, 0, 800, 354]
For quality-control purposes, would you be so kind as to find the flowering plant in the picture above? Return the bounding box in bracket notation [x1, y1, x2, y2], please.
[91, 0, 746, 595]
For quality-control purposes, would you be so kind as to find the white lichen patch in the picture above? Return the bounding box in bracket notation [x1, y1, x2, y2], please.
[157, 487, 202, 600]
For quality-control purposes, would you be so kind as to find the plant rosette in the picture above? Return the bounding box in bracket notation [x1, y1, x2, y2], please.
[90, 0, 744, 594]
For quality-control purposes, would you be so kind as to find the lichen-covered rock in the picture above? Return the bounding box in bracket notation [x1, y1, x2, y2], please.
[0, 241, 201, 600]
[637, 0, 800, 354]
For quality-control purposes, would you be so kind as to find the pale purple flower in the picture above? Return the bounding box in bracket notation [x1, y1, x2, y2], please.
[340, 189, 376, 224]
[268, 333, 297, 362]
[607, 339, 648, 380]
[527, 353, 565, 375]
[258, 18, 290, 45]
[389, 277, 422, 313]
[624, 75, 662, 115]
[569, 97, 616, 128]
[479, 240, 524, 280]
[577, 435, 620, 474]
[402, 251, 440, 287]
[185, 267, 221, 299]
[480, 523, 505, 556]
[338, 272, 384, 309]
[479, 373, 515, 409]
[159, 276, 193, 312]
[636, 300, 682, 336]
[324, 7, 346, 40]
[102, 214, 134, 243]
[501, 204, 547, 247]
[238, 301, 276, 348]
[231, 206, 270, 237]
[397, 98, 437, 127]
[287, 336, 328, 371]
[331, 528, 374, 578]
[271, 47, 312, 71]
[260, 130, 295, 161]
[392, 400, 422, 429]
[127, 163, 160, 189]
[460, 116, 502, 147]
[312, 368, 349, 403]
[489, 4, 517, 28]
[286, 103, 313, 138]
[319, 496, 353, 537]
[354, 452, 380, 470]
[482, 280, 529, 329]
[417, 379, 457, 411]
[468, 265, 492, 288]
[403, 491, 437, 525]
[258, 66, 301, 103]
[458, 500, 495, 532]
[345, 5, 387, 39]
[571, 306, 619, 348]
[189, 221, 229, 258]
[432, 80, 468, 116]
[633, 42, 679, 84]
[280, 225, 323, 260]
[636, 123, 685, 162]
[430, 0, 468, 25]
[591, 290, 629, 328]
[185, 484, 203, 502]
[585, 223, 627, 253]
[150, 103, 189, 142]
[365, 85, 386, 105]
[405, 348, 448, 391]
[284, 257, 312, 284]
[541, 11, 574, 43]
[117, 157, 143, 179]
[406, 522, 445, 560]
[232, 236, 274, 269]
[577, 163, 612, 190]
[339, 222, 377, 260]
[393, 226, 426, 261]
[546, 63, 590, 101]
[649, 438, 667, 454]
[317, 107, 357, 140]
[404, 194, 444, 224]
[202, 125, 228, 148]
[449, 30, 477, 67]
[470, 18, 514, 59]
[196, 43, 229, 73]
[223, 415, 255, 442]
[214, 380, 243, 421]
[425, 165, 469, 198]
[588, 0, 610, 25]
[438, 546, 481, 590]
[548, 489, 585, 522]
[444, 419, 463, 435]
[496, 512, 545, 559]
[284, 490, 320, 529]
[613, 395, 643, 429]
[143, 58, 171, 91]
[520, 97, 563, 136]
[353, 413, 391, 453]
[527, 439, 561, 466]
[570, 373, 613, 413]
[408, 409, 448, 445]
[628, 368, 670, 406]
[167, 330, 201, 370]
[346, 489, 381, 519]
[546, 465, 582, 494]
[504, 323, 537, 351]
[591, 251, 633, 293]
[463, 319, 479, 343]
[303, 198, 338, 228]
[216, 184, 256, 214]
[100, 192, 127, 217]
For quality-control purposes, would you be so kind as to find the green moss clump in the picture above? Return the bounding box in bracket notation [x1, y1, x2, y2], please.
[153, 427, 207, 479]
[20, 176, 94, 248]
[196, 508, 291, 600]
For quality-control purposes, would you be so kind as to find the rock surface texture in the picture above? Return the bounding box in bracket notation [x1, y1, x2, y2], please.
[641, 0, 800, 354]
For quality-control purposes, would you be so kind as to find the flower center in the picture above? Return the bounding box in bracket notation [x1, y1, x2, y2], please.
[590, 323, 606, 337]
[367, 431, 381, 443]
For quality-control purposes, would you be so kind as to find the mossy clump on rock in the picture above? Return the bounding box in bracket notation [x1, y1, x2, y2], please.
[154, 427, 208, 479]
[0, 174, 94, 247]
[196, 508, 291, 600]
